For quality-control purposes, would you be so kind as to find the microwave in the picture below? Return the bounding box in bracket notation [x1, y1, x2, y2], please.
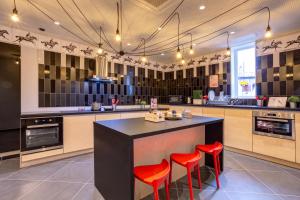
[169, 95, 184, 104]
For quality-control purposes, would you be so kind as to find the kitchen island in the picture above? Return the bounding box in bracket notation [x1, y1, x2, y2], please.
[94, 116, 224, 200]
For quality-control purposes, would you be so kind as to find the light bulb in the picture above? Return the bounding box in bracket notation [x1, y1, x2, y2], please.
[189, 47, 194, 55]
[11, 8, 19, 22]
[176, 49, 182, 59]
[115, 29, 121, 41]
[265, 25, 272, 38]
[141, 56, 147, 62]
[199, 5, 206, 10]
[54, 21, 60, 25]
[97, 48, 103, 54]
[226, 48, 231, 56]
[181, 59, 185, 64]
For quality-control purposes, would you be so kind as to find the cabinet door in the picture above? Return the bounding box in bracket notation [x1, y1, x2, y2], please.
[202, 108, 224, 118]
[120, 112, 147, 119]
[253, 135, 296, 162]
[169, 106, 202, 116]
[63, 115, 95, 153]
[95, 113, 121, 121]
[296, 114, 300, 163]
[224, 109, 252, 151]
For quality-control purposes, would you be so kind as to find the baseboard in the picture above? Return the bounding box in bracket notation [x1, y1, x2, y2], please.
[20, 148, 93, 168]
[0, 150, 20, 160]
[225, 146, 300, 170]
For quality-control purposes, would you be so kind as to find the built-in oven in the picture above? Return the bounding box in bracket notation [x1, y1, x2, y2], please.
[252, 111, 295, 140]
[21, 116, 63, 154]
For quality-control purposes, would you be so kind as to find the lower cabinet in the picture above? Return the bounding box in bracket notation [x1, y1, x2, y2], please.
[120, 112, 147, 119]
[95, 113, 121, 121]
[224, 109, 253, 151]
[253, 134, 296, 162]
[63, 115, 95, 153]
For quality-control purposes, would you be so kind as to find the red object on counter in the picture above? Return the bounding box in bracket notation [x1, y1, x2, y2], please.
[112, 98, 119, 105]
[169, 151, 202, 200]
[195, 142, 223, 188]
[134, 159, 170, 200]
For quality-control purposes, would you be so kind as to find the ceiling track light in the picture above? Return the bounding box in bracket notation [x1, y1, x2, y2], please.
[226, 31, 231, 56]
[265, 7, 272, 38]
[11, 0, 19, 22]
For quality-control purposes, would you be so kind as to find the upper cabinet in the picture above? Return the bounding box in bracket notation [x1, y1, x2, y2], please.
[224, 109, 253, 151]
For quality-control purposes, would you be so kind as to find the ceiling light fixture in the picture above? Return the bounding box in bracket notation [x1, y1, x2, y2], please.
[175, 12, 181, 59]
[265, 7, 272, 38]
[226, 32, 231, 56]
[141, 38, 147, 62]
[11, 0, 19, 22]
[161, 53, 164, 56]
[188, 33, 194, 55]
[127, 43, 131, 46]
[181, 58, 185, 64]
[230, 31, 235, 35]
[199, 5, 206, 10]
[158, 27, 162, 31]
[54, 21, 60, 25]
[115, 1, 121, 42]
[97, 26, 104, 54]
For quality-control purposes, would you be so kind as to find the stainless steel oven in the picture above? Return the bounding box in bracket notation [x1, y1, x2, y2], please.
[252, 111, 295, 140]
[21, 116, 63, 154]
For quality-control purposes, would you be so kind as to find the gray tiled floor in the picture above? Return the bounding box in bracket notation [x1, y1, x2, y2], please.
[0, 150, 300, 200]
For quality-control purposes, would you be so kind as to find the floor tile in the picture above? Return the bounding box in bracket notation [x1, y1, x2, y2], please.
[0, 179, 41, 200]
[8, 160, 67, 181]
[141, 188, 178, 200]
[0, 158, 20, 179]
[226, 192, 282, 200]
[20, 181, 83, 200]
[48, 161, 93, 183]
[73, 183, 104, 200]
[280, 195, 300, 200]
[224, 156, 244, 170]
[251, 171, 300, 196]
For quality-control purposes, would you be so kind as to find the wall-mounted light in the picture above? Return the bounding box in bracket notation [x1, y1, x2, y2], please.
[265, 7, 272, 38]
[97, 26, 104, 54]
[11, 0, 19, 22]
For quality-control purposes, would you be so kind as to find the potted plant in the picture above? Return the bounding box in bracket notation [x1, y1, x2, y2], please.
[193, 90, 203, 105]
[240, 80, 250, 92]
[140, 100, 147, 109]
[203, 95, 208, 104]
[256, 96, 267, 107]
[288, 96, 300, 109]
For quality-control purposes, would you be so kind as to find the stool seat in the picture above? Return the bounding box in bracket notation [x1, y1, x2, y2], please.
[170, 151, 201, 166]
[169, 151, 202, 200]
[134, 159, 170, 184]
[134, 159, 170, 200]
[196, 142, 223, 154]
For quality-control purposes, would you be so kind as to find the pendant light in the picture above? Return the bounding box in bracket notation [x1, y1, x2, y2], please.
[265, 7, 272, 38]
[97, 26, 104, 54]
[141, 38, 147, 62]
[188, 33, 194, 55]
[11, 0, 19, 22]
[180, 45, 185, 64]
[175, 12, 182, 59]
[226, 32, 231, 56]
[115, 1, 121, 41]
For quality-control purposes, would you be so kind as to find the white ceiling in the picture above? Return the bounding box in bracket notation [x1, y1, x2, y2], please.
[1, 0, 300, 64]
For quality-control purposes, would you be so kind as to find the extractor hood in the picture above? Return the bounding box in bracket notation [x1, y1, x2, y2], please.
[87, 55, 116, 82]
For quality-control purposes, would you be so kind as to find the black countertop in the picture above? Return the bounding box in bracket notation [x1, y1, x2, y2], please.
[171, 104, 300, 111]
[94, 116, 223, 139]
[21, 108, 169, 118]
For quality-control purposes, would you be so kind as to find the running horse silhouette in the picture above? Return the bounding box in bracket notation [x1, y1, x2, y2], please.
[161, 65, 168, 70]
[153, 63, 160, 68]
[124, 57, 133, 63]
[0, 30, 9, 39]
[262, 40, 282, 52]
[41, 39, 58, 48]
[80, 47, 93, 55]
[285, 35, 300, 48]
[169, 64, 176, 69]
[210, 54, 222, 62]
[62, 43, 77, 53]
[134, 60, 142, 65]
[198, 56, 208, 64]
[15, 33, 37, 44]
[187, 59, 195, 66]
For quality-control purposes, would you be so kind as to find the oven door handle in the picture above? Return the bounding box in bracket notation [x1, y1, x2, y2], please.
[26, 123, 60, 129]
[256, 117, 289, 123]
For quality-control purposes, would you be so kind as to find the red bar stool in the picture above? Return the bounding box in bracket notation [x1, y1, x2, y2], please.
[134, 159, 170, 200]
[195, 142, 223, 189]
[169, 151, 202, 200]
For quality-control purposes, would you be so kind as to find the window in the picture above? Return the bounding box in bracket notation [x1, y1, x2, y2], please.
[231, 43, 256, 98]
